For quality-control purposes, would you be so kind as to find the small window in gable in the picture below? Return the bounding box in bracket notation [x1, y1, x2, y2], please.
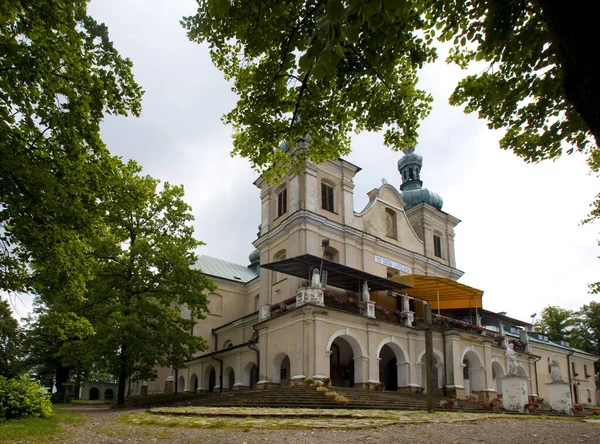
[321, 182, 335, 212]
[434, 234, 443, 258]
[385, 208, 397, 239]
[223, 340, 233, 349]
[276, 187, 287, 219]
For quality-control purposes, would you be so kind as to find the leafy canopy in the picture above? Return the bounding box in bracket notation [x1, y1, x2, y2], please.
[183, 0, 596, 181]
[1, 0, 143, 300]
[183, 0, 435, 180]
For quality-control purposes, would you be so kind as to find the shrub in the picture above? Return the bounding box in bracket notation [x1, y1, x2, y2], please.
[316, 386, 328, 392]
[0, 376, 53, 421]
[304, 377, 315, 385]
[325, 391, 337, 398]
[310, 380, 323, 388]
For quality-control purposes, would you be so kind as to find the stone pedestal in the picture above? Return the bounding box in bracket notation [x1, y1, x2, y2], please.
[164, 376, 175, 394]
[547, 382, 573, 415]
[260, 304, 271, 320]
[501, 376, 529, 412]
[256, 381, 279, 390]
[296, 287, 324, 307]
[361, 300, 375, 318]
[445, 386, 465, 400]
[402, 311, 414, 327]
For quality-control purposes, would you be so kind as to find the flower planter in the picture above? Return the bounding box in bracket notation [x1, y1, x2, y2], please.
[526, 407, 537, 414]
[445, 403, 455, 409]
[481, 405, 493, 411]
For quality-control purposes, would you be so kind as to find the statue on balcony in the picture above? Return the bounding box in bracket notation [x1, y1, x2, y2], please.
[311, 268, 321, 287]
[362, 281, 370, 302]
[505, 343, 518, 376]
[549, 354, 563, 383]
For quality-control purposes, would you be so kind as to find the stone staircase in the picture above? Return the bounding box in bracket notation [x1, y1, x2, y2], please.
[131, 386, 580, 416]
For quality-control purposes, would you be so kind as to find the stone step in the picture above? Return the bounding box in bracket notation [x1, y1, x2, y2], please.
[139, 387, 579, 417]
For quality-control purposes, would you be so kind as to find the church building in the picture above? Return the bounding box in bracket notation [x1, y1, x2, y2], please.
[141, 145, 598, 406]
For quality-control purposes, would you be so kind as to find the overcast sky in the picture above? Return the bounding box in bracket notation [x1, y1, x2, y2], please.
[12, 0, 598, 324]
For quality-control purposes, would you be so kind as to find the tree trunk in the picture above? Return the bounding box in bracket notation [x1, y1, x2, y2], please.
[539, 0, 600, 149]
[55, 366, 70, 388]
[117, 345, 128, 405]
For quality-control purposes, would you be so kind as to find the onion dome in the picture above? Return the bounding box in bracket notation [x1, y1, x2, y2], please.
[248, 248, 260, 274]
[398, 147, 443, 210]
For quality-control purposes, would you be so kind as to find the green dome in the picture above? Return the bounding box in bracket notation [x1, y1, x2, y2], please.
[249, 249, 260, 265]
[397, 148, 422, 171]
[401, 188, 443, 210]
[397, 147, 443, 210]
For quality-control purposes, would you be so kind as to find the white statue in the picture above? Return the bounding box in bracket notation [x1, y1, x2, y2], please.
[549, 354, 563, 383]
[311, 268, 321, 287]
[362, 281, 370, 302]
[505, 343, 518, 376]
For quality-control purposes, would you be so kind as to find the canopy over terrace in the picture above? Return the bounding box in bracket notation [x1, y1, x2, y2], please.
[260, 254, 412, 293]
[389, 275, 483, 312]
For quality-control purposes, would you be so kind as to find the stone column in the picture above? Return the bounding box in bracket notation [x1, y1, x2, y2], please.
[482, 343, 496, 400]
[444, 334, 464, 399]
[367, 326, 380, 384]
[352, 356, 369, 389]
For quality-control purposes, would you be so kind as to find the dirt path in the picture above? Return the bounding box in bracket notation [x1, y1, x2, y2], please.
[55, 406, 600, 444]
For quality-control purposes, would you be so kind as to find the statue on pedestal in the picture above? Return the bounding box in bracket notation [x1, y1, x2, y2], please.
[362, 281, 370, 302]
[311, 268, 321, 287]
[505, 343, 518, 376]
[549, 354, 563, 383]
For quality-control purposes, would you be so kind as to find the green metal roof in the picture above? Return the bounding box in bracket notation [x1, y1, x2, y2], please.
[195, 255, 258, 283]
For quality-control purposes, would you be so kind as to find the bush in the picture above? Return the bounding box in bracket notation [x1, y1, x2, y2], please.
[0, 376, 53, 421]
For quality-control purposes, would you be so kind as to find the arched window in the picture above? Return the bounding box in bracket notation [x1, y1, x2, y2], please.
[223, 339, 233, 349]
[272, 249, 286, 283]
[385, 208, 397, 239]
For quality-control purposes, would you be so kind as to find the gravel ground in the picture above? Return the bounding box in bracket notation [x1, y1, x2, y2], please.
[54, 406, 600, 444]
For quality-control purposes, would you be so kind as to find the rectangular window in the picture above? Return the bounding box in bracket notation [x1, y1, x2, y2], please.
[572, 362, 578, 377]
[584, 364, 590, 378]
[276, 188, 287, 218]
[321, 183, 335, 212]
[434, 234, 443, 258]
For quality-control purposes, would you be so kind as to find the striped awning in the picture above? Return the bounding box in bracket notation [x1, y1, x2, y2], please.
[389, 275, 483, 310]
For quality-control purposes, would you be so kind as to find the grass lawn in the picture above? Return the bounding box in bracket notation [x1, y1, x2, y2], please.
[0, 405, 85, 442]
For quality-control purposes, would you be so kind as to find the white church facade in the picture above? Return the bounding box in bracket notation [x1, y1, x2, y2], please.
[139, 146, 598, 406]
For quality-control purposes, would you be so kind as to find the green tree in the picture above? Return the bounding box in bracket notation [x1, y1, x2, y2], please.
[0, 300, 24, 378]
[23, 307, 95, 392]
[572, 302, 600, 361]
[1, 0, 143, 301]
[82, 161, 214, 405]
[536, 305, 577, 342]
[183, 0, 597, 181]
